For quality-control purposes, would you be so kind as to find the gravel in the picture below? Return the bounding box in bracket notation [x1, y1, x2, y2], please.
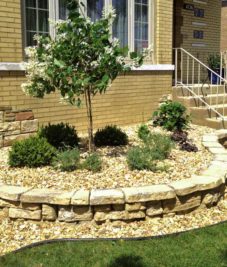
[0, 124, 215, 190]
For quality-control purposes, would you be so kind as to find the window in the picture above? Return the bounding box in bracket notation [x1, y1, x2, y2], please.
[24, 0, 49, 46]
[23, 0, 154, 54]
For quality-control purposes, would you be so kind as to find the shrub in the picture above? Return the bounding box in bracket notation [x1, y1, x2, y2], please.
[127, 133, 174, 171]
[180, 142, 198, 152]
[152, 101, 190, 132]
[127, 146, 157, 171]
[82, 153, 102, 172]
[9, 136, 56, 168]
[145, 133, 174, 160]
[52, 149, 80, 172]
[94, 125, 128, 147]
[137, 124, 150, 142]
[38, 123, 79, 150]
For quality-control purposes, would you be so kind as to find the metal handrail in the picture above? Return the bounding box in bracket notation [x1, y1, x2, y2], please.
[174, 48, 227, 120]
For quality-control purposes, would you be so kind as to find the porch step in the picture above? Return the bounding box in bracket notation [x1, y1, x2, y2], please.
[176, 94, 227, 108]
[173, 85, 227, 98]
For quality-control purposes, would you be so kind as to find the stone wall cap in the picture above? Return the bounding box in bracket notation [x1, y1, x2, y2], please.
[0, 185, 31, 201]
[90, 189, 124, 205]
[191, 175, 224, 191]
[170, 179, 198, 196]
[123, 185, 175, 203]
[71, 189, 90, 205]
[20, 188, 75, 205]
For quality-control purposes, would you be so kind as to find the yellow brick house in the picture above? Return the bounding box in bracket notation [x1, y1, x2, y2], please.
[0, 0, 223, 140]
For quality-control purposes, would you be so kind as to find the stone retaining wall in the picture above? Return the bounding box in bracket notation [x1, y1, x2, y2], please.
[0, 130, 226, 223]
[0, 107, 38, 148]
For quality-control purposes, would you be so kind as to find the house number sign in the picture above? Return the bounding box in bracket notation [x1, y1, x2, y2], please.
[183, 3, 194, 11]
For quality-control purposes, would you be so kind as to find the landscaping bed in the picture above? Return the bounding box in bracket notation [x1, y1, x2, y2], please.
[0, 124, 214, 191]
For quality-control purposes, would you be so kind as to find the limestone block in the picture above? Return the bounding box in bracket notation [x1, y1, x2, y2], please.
[0, 111, 3, 123]
[20, 189, 75, 205]
[202, 135, 218, 142]
[202, 193, 222, 207]
[163, 193, 201, 213]
[9, 208, 41, 220]
[58, 206, 93, 222]
[146, 201, 163, 217]
[123, 185, 175, 203]
[21, 119, 38, 133]
[15, 111, 34, 121]
[0, 185, 31, 201]
[191, 175, 225, 191]
[94, 205, 111, 212]
[207, 147, 227, 155]
[90, 189, 124, 205]
[94, 210, 145, 222]
[0, 135, 3, 148]
[0, 199, 19, 208]
[202, 141, 223, 148]
[214, 155, 227, 162]
[112, 204, 125, 211]
[0, 208, 9, 219]
[170, 179, 198, 196]
[42, 204, 57, 221]
[0, 121, 20, 132]
[21, 203, 41, 211]
[125, 202, 146, 211]
[71, 189, 90, 205]
[3, 133, 31, 147]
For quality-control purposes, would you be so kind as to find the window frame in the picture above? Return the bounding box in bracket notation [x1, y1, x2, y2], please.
[22, 0, 155, 61]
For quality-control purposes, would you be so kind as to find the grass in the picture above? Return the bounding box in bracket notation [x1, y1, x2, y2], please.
[0, 222, 226, 267]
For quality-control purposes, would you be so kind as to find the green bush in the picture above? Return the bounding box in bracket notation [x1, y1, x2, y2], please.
[152, 101, 190, 132]
[38, 123, 79, 150]
[127, 133, 173, 171]
[9, 136, 56, 168]
[82, 153, 102, 172]
[127, 146, 157, 171]
[52, 149, 80, 172]
[138, 124, 150, 142]
[145, 133, 174, 160]
[94, 125, 128, 147]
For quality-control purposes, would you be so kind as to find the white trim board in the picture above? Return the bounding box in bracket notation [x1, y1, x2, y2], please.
[0, 63, 174, 72]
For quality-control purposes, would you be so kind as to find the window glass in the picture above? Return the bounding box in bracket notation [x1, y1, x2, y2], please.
[59, 0, 68, 20]
[25, 0, 49, 46]
[87, 0, 104, 21]
[112, 0, 128, 47]
[134, 0, 149, 52]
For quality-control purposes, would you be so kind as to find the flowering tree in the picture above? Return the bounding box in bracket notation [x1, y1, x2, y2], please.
[22, 0, 148, 151]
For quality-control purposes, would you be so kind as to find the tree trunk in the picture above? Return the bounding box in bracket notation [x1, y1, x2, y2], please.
[85, 88, 94, 152]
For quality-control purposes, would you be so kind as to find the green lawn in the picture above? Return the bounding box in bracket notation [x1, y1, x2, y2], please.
[0, 222, 226, 267]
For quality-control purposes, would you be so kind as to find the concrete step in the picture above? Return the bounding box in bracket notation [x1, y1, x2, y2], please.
[190, 105, 227, 119]
[173, 85, 227, 98]
[176, 94, 227, 108]
[205, 118, 227, 129]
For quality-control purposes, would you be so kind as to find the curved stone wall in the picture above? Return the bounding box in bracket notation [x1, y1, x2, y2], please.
[0, 130, 226, 223]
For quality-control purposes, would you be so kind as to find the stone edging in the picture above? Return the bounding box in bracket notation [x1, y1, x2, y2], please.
[0, 130, 226, 223]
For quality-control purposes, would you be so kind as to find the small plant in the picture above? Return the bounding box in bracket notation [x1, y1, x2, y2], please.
[9, 136, 56, 168]
[94, 125, 128, 147]
[137, 124, 150, 142]
[127, 146, 157, 171]
[152, 101, 190, 132]
[52, 149, 80, 172]
[82, 153, 102, 172]
[145, 133, 174, 160]
[171, 130, 198, 153]
[38, 123, 79, 150]
[207, 54, 222, 70]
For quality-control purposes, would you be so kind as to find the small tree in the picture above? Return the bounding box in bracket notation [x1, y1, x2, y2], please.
[22, 0, 148, 151]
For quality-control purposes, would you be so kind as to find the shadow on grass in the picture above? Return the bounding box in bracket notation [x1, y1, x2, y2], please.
[221, 249, 227, 265]
[108, 255, 146, 267]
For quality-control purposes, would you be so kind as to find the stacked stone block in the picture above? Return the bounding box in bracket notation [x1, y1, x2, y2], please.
[0, 107, 38, 147]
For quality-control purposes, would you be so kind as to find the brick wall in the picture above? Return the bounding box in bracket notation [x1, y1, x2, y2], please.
[174, 0, 221, 63]
[0, 0, 23, 62]
[221, 1, 227, 51]
[0, 71, 172, 132]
